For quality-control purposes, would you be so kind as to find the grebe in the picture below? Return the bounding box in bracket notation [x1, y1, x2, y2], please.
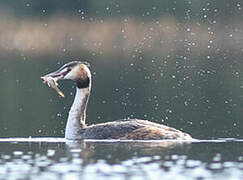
[41, 61, 193, 140]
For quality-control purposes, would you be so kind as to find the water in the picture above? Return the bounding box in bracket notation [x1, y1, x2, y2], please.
[1, 138, 243, 180]
[0, 0, 242, 139]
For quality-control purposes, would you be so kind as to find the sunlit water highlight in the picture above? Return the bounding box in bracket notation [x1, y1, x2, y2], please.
[1, 138, 243, 180]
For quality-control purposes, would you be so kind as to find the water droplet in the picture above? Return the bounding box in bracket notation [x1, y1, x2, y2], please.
[184, 101, 188, 106]
[47, 149, 56, 157]
[13, 151, 23, 156]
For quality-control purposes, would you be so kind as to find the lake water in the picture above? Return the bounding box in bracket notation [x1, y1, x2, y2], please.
[1, 138, 243, 180]
[0, 0, 242, 139]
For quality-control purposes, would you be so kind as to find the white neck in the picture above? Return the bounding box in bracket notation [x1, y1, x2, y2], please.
[65, 87, 90, 139]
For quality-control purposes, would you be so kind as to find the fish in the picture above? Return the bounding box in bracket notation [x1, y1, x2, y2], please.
[42, 76, 65, 98]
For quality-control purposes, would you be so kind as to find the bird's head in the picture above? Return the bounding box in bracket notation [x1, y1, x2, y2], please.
[41, 61, 91, 89]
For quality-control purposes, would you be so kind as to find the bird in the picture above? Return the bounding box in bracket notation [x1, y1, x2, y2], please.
[41, 61, 193, 140]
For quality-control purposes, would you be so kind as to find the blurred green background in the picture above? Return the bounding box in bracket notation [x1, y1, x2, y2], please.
[0, 0, 242, 139]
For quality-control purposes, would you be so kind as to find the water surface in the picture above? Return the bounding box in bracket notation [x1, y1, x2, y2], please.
[1, 138, 243, 180]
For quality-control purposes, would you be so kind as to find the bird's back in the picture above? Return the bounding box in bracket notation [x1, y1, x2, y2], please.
[78, 119, 193, 140]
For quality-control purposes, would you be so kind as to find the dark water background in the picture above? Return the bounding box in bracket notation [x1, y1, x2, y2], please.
[0, 1, 242, 179]
[0, 0, 242, 139]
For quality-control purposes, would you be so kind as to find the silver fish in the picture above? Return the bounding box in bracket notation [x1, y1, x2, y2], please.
[42, 76, 65, 98]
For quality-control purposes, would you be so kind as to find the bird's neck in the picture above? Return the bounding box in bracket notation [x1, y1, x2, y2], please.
[65, 86, 90, 139]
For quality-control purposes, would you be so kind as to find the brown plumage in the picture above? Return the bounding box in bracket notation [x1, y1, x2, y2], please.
[77, 119, 192, 140]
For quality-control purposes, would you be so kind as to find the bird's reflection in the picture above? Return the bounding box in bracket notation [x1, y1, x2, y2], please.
[66, 140, 193, 164]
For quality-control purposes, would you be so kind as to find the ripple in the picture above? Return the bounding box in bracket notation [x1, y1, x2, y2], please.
[0, 138, 243, 179]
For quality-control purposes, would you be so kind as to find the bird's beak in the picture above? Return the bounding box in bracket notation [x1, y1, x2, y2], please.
[41, 68, 65, 82]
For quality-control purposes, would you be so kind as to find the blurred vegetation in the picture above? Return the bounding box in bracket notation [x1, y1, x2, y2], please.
[0, 0, 242, 139]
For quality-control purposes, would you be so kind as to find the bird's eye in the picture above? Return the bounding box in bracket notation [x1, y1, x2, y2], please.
[67, 67, 72, 72]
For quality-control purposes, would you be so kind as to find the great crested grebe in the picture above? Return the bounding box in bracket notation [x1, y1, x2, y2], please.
[41, 61, 193, 140]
